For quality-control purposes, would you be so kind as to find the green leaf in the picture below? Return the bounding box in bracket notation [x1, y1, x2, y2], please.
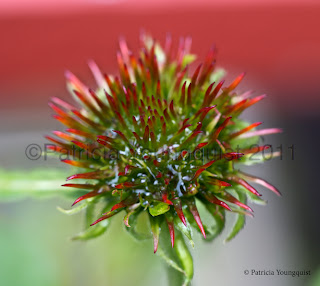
[85, 198, 98, 227]
[124, 210, 151, 241]
[201, 200, 226, 241]
[225, 212, 245, 242]
[157, 246, 185, 275]
[72, 219, 110, 241]
[183, 199, 226, 242]
[149, 202, 170, 217]
[246, 191, 267, 205]
[235, 185, 267, 205]
[149, 215, 161, 253]
[225, 192, 246, 242]
[174, 216, 194, 248]
[123, 206, 140, 227]
[158, 222, 193, 286]
[57, 201, 89, 215]
[173, 231, 193, 286]
[72, 202, 113, 241]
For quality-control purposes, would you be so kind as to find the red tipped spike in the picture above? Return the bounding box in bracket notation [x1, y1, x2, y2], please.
[71, 140, 90, 152]
[228, 175, 262, 196]
[143, 125, 149, 143]
[66, 170, 109, 181]
[48, 102, 70, 117]
[206, 178, 232, 187]
[150, 131, 156, 145]
[237, 95, 266, 114]
[180, 81, 187, 106]
[132, 132, 141, 142]
[73, 90, 105, 122]
[113, 130, 129, 143]
[97, 134, 113, 142]
[111, 197, 136, 211]
[222, 192, 253, 212]
[151, 95, 157, 107]
[166, 217, 175, 248]
[163, 108, 170, 121]
[147, 117, 153, 129]
[88, 88, 109, 114]
[238, 171, 282, 196]
[199, 106, 216, 122]
[177, 124, 192, 135]
[226, 72, 245, 92]
[61, 159, 94, 169]
[223, 152, 244, 161]
[51, 97, 77, 111]
[208, 80, 224, 104]
[161, 122, 166, 136]
[209, 116, 232, 144]
[105, 92, 117, 111]
[187, 82, 192, 106]
[97, 139, 112, 149]
[194, 122, 202, 132]
[45, 135, 69, 149]
[140, 115, 146, 129]
[90, 210, 118, 226]
[52, 115, 80, 130]
[66, 128, 96, 140]
[187, 199, 206, 238]
[181, 131, 203, 147]
[228, 122, 262, 140]
[193, 142, 208, 153]
[240, 145, 270, 155]
[62, 183, 95, 189]
[162, 193, 173, 205]
[132, 116, 138, 130]
[114, 111, 127, 128]
[173, 199, 187, 226]
[156, 80, 161, 98]
[169, 100, 176, 118]
[111, 201, 127, 212]
[202, 82, 215, 107]
[238, 128, 282, 139]
[199, 160, 217, 169]
[174, 66, 188, 91]
[72, 110, 104, 131]
[203, 193, 232, 211]
[178, 150, 189, 160]
[189, 168, 206, 181]
[72, 189, 101, 206]
[191, 64, 202, 86]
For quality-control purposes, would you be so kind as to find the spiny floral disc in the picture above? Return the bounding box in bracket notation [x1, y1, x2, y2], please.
[47, 33, 281, 253]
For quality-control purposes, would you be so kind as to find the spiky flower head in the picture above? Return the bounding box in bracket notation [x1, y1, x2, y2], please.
[47, 34, 281, 254]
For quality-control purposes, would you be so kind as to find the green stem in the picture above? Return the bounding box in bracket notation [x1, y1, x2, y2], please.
[0, 168, 82, 201]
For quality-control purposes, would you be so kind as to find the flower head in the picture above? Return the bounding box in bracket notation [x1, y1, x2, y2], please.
[48, 34, 281, 253]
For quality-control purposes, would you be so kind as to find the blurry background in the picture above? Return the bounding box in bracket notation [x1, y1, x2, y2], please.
[0, 1, 319, 286]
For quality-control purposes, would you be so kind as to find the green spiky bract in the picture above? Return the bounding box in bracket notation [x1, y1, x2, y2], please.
[47, 33, 281, 285]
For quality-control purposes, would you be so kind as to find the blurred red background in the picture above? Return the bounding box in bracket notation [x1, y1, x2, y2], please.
[0, 2, 319, 116]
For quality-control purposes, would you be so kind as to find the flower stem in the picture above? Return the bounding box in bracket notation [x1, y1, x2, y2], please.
[0, 168, 81, 201]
